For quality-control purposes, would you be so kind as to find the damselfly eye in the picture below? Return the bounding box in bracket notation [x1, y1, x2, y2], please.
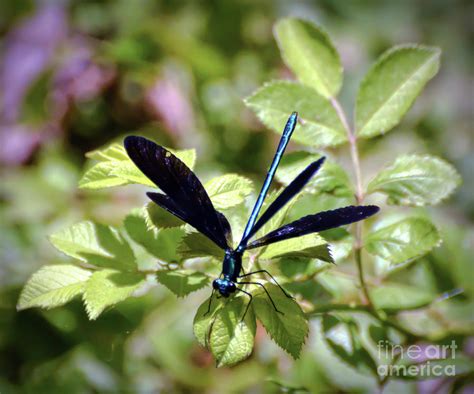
[212, 279, 219, 290]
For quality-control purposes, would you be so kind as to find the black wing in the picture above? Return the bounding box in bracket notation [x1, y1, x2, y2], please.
[246, 205, 379, 249]
[124, 136, 230, 249]
[240, 157, 325, 246]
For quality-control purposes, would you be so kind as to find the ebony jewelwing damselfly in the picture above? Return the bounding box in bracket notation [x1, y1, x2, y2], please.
[124, 112, 379, 318]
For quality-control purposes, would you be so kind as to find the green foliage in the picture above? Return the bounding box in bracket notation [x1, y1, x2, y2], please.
[209, 297, 256, 367]
[370, 283, 434, 311]
[205, 174, 253, 209]
[259, 233, 333, 263]
[124, 209, 184, 263]
[16, 12, 467, 387]
[193, 296, 257, 367]
[252, 284, 308, 359]
[274, 18, 342, 98]
[17, 265, 91, 310]
[145, 201, 185, 229]
[193, 297, 223, 348]
[79, 142, 196, 189]
[193, 284, 308, 365]
[276, 151, 353, 197]
[322, 315, 378, 375]
[365, 217, 441, 265]
[367, 154, 461, 206]
[356, 45, 440, 138]
[156, 270, 209, 297]
[83, 269, 145, 320]
[49, 221, 137, 271]
[177, 231, 224, 259]
[244, 81, 346, 147]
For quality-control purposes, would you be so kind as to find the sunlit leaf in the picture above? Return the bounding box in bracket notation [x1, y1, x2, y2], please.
[245, 81, 346, 147]
[17, 265, 91, 310]
[49, 221, 137, 271]
[79, 142, 196, 189]
[110, 161, 155, 187]
[124, 209, 184, 263]
[85, 142, 129, 161]
[205, 174, 253, 209]
[259, 233, 333, 263]
[177, 232, 225, 260]
[193, 297, 225, 348]
[251, 284, 308, 358]
[274, 18, 342, 98]
[365, 217, 441, 265]
[82, 269, 145, 320]
[356, 45, 441, 138]
[367, 154, 461, 206]
[78, 162, 130, 189]
[370, 283, 434, 311]
[277, 151, 353, 197]
[156, 270, 209, 297]
[209, 296, 256, 367]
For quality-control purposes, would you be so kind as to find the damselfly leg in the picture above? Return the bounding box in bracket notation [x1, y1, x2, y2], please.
[237, 281, 283, 319]
[239, 269, 293, 299]
[236, 287, 253, 322]
[203, 289, 215, 316]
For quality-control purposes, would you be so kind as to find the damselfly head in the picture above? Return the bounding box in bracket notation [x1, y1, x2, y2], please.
[212, 278, 236, 298]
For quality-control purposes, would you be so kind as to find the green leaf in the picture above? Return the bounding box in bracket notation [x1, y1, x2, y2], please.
[50, 221, 137, 271]
[322, 315, 378, 375]
[370, 283, 434, 311]
[82, 269, 145, 320]
[78, 162, 131, 189]
[278, 258, 329, 280]
[79, 159, 154, 189]
[193, 297, 223, 347]
[124, 209, 184, 263]
[17, 265, 91, 310]
[356, 45, 441, 138]
[274, 18, 342, 98]
[177, 232, 224, 260]
[209, 296, 256, 367]
[85, 142, 130, 161]
[259, 233, 333, 263]
[79, 142, 196, 189]
[145, 201, 185, 229]
[245, 81, 346, 148]
[251, 284, 308, 358]
[205, 174, 253, 210]
[277, 151, 353, 197]
[109, 161, 155, 187]
[365, 217, 441, 265]
[156, 270, 209, 297]
[367, 154, 461, 206]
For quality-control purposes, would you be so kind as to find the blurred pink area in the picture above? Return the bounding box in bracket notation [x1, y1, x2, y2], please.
[145, 74, 194, 139]
[0, 2, 115, 166]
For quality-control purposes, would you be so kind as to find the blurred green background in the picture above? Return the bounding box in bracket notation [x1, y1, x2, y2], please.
[0, 0, 472, 392]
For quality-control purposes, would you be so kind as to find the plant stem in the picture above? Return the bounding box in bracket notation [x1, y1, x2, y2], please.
[330, 97, 376, 310]
[330, 98, 363, 203]
[306, 303, 371, 316]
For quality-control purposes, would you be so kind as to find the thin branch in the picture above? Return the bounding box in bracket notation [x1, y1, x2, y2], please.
[306, 303, 371, 316]
[330, 97, 376, 311]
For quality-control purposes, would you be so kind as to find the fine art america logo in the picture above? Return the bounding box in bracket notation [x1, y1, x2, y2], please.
[377, 340, 458, 378]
